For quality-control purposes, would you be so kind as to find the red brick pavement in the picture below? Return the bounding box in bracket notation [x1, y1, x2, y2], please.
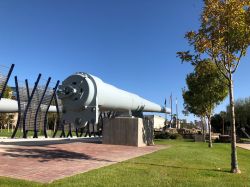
[0, 140, 167, 183]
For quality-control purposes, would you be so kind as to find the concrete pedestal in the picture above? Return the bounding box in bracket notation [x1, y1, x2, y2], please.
[103, 117, 154, 147]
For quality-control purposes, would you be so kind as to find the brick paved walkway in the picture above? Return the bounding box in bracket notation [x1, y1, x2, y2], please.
[0, 138, 167, 183]
[237, 143, 250, 150]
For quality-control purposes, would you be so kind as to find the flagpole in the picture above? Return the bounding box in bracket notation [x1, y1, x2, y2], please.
[164, 98, 167, 127]
[176, 97, 178, 129]
[170, 93, 172, 128]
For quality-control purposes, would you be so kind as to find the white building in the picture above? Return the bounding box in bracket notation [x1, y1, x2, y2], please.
[144, 115, 166, 130]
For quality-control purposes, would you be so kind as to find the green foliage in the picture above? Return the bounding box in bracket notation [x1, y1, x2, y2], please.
[180, 0, 250, 78]
[181, 60, 228, 148]
[0, 129, 22, 137]
[0, 85, 14, 131]
[226, 97, 250, 134]
[212, 96, 250, 136]
[233, 98, 250, 126]
[182, 60, 228, 118]
[213, 97, 250, 132]
[178, 0, 250, 173]
[154, 132, 171, 139]
[154, 132, 183, 140]
[240, 138, 250, 143]
[169, 133, 183, 140]
[2, 86, 12, 99]
[211, 114, 225, 133]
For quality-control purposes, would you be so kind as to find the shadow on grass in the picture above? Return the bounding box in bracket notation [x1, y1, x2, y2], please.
[130, 162, 230, 173]
[2, 147, 113, 163]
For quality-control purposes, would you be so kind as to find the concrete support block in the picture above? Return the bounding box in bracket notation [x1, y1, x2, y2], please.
[103, 117, 154, 147]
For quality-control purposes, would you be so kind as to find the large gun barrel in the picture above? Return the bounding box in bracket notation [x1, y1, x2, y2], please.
[0, 98, 57, 113]
[57, 72, 170, 128]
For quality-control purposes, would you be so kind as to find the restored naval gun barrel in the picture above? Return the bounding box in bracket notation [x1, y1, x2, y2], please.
[0, 98, 57, 113]
[57, 72, 170, 128]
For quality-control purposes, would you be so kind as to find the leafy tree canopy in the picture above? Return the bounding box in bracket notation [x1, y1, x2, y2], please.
[183, 60, 228, 117]
[2, 86, 12, 99]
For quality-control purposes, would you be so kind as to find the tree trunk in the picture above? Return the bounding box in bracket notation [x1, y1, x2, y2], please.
[222, 117, 224, 135]
[208, 115, 212, 148]
[229, 74, 241, 173]
[201, 116, 206, 142]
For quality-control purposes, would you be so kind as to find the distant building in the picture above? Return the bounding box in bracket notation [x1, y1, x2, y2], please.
[144, 115, 165, 130]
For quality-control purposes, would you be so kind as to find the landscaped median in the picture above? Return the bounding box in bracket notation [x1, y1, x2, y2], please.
[0, 140, 249, 187]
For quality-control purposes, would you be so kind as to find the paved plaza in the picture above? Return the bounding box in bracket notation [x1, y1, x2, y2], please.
[0, 138, 167, 183]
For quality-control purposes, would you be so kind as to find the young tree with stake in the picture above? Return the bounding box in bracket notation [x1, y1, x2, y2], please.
[181, 60, 228, 147]
[178, 0, 250, 173]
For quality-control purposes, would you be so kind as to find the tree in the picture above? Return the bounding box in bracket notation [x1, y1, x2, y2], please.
[182, 60, 228, 147]
[179, 0, 250, 173]
[211, 111, 229, 134]
[211, 114, 223, 133]
[2, 86, 12, 98]
[212, 104, 250, 138]
[182, 72, 207, 141]
[0, 86, 14, 132]
[220, 111, 228, 135]
[227, 97, 250, 136]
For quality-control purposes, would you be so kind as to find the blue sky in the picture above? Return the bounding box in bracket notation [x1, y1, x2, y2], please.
[0, 0, 249, 121]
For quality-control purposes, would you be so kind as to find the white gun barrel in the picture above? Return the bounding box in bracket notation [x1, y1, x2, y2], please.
[0, 98, 57, 113]
[58, 72, 170, 128]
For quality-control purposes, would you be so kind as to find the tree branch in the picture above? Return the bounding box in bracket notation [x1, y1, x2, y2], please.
[232, 48, 244, 74]
[214, 59, 230, 84]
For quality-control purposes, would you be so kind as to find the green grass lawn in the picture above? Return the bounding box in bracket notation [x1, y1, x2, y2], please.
[0, 129, 23, 138]
[0, 140, 249, 187]
[0, 129, 63, 138]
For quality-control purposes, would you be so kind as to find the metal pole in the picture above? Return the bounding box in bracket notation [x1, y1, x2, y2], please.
[43, 80, 60, 138]
[22, 74, 41, 138]
[164, 98, 167, 127]
[25, 79, 30, 99]
[33, 77, 51, 138]
[176, 97, 178, 129]
[170, 93, 173, 128]
[75, 128, 79, 137]
[67, 123, 73, 138]
[53, 94, 63, 138]
[11, 76, 21, 138]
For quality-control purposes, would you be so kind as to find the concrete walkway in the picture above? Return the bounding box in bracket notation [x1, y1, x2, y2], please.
[0, 138, 168, 183]
[237, 143, 250, 150]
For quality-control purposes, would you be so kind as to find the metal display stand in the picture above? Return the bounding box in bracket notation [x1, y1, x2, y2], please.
[12, 74, 60, 138]
[0, 64, 14, 100]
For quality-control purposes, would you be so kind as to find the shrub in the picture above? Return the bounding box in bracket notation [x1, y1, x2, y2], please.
[214, 138, 220, 143]
[170, 133, 183, 140]
[154, 132, 183, 139]
[154, 132, 171, 139]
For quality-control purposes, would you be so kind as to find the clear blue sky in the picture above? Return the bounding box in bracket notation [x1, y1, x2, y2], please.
[0, 0, 249, 121]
